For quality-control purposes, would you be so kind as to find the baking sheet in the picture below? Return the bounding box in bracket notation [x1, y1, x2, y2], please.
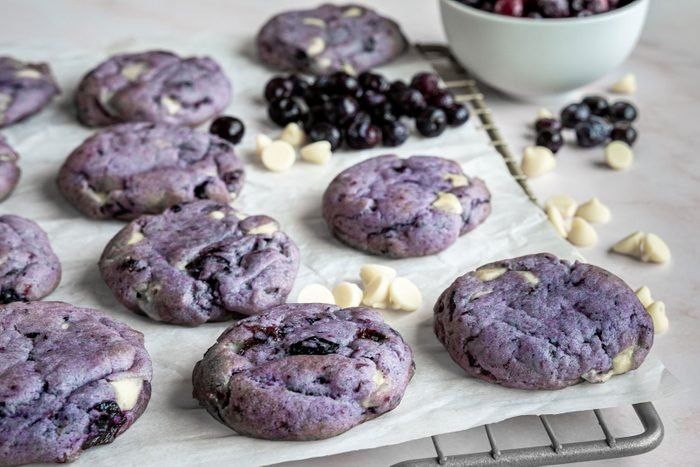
[0, 35, 681, 466]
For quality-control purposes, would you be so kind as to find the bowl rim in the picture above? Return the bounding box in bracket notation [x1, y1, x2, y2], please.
[440, 0, 649, 26]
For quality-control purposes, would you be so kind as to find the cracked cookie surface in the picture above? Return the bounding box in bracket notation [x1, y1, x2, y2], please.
[75, 50, 230, 127]
[99, 200, 300, 326]
[0, 301, 152, 465]
[58, 122, 245, 220]
[192, 303, 414, 440]
[434, 253, 654, 390]
[322, 154, 491, 258]
[257, 4, 407, 75]
[0, 137, 20, 201]
[0, 215, 61, 304]
[0, 56, 60, 128]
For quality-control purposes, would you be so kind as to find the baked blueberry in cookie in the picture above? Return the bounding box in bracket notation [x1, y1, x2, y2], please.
[57, 122, 245, 220]
[75, 50, 231, 127]
[99, 201, 300, 326]
[322, 154, 491, 258]
[0, 301, 152, 465]
[0, 215, 61, 304]
[192, 303, 414, 440]
[0, 136, 20, 201]
[0, 56, 60, 128]
[434, 253, 654, 390]
[257, 4, 407, 75]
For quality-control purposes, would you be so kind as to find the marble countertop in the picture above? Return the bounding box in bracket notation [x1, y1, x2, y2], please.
[2, 1, 698, 465]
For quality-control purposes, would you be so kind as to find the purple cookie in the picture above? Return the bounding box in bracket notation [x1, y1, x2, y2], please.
[192, 303, 414, 440]
[257, 4, 408, 75]
[0, 137, 20, 201]
[0, 215, 61, 304]
[0, 56, 60, 128]
[0, 301, 152, 465]
[322, 155, 491, 258]
[434, 253, 654, 390]
[75, 50, 231, 127]
[57, 122, 245, 220]
[99, 201, 300, 326]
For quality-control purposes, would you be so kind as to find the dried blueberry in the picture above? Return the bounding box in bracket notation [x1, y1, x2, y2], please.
[445, 103, 470, 127]
[582, 95, 610, 118]
[560, 103, 591, 128]
[388, 80, 409, 105]
[307, 122, 343, 151]
[345, 118, 381, 149]
[575, 116, 612, 147]
[267, 97, 308, 127]
[0, 287, 22, 304]
[326, 95, 360, 126]
[416, 107, 448, 137]
[395, 88, 427, 117]
[369, 101, 399, 124]
[381, 120, 410, 147]
[288, 336, 340, 355]
[609, 100, 638, 123]
[358, 71, 391, 93]
[610, 122, 638, 145]
[359, 89, 387, 109]
[264, 76, 294, 103]
[427, 90, 456, 110]
[536, 129, 564, 153]
[330, 71, 361, 97]
[209, 116, 245, 145]
[494, 0, 525, 16]
[410, 72, 442, 97]
[535, 118, 562, 133]
[535, 0, 570, 17]
[82, 401, 126, 449]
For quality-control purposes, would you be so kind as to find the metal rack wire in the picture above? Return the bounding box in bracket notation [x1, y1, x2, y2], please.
[391, 43, 665, 467]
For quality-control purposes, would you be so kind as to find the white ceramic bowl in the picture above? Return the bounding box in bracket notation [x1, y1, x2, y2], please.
[439, 0, 649, 97]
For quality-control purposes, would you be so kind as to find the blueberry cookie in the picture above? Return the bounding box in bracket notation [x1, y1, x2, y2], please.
[0, 215, 61, 304]
[0, 136, 20, 201]
[75, 50, 231, 127]
[99, 201, 300, 326]
[322, 155, 491, 258]
[257, 4, 407, 75]
[192, 303, 414, 440]
[434, 253, 654, 390]
[0, 301, 152, 465]
[0, 56, 60, 128]
[58, 122, 245, 220]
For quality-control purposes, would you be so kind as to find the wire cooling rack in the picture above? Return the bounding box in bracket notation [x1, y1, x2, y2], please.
[387, 43, 665, 467]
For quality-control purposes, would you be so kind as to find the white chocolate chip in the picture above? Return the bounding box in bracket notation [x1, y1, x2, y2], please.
[246, 222, 278, 235]
[515, 271, 539, 285]
[341, 63, 356, 76]
[127, 231, 144, 245]
[208, 210, 225, 220]
[306, 37, 326, 56]
[315, 57, 332, 70]
[389, 277, 423, 312]
[443, 172, 469, 187]
[297, 284, 335, 304]
[302, 17, 326, 28]
[567, 217, 598, 247]
[611, 73, 637, 95]
[360, 264, 397, 286]
[83, 186, 108, 205]
[612, 231, 644, 257]
[612, 346, 635, 375]
[646, 301, 669, 334]
[474, 267, 507, 281]
[280, 122, 306, 147]
[576, 197, 611, 224]
[545, 194, 578, 218]
[581, 369, 613, 383]
[373, 370, 385, 387]
[261, 140, 296, 172]
[605, 141, 634, 170]
[470, 290, 492, 300]
[537, 108, 554, 119]
[640, 233, 671, 264]
[110, 378, 143, 411]
[0, 93, 12, 112]
[61, 322, 70, 330]
[432, 192, 463, 215]
[300, 141, 332, 164]
[332, 282, 363, 308]
[521, 146, 556, 178]
[635, 286, 654, 308]
[234, 211, 247, 220]
[546, 206, 568, 238]
[15, 68, 43, 79]
[160, 95, 181, 115]
[121, 62, 147, 80]
[255, 134, 273, 157]
[343, 6, 363, 17]
[362, 275, 391, 308]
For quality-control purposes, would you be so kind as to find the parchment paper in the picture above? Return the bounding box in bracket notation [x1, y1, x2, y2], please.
[0, 35, 681, 466]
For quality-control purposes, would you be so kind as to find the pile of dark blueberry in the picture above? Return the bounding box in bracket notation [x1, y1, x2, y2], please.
[535, 96, 638, 153]
[263, 71, 470, 150]
[454, 0, 636, 18]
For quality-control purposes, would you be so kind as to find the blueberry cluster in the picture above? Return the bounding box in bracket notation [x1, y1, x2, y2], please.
[263, 71, 470, 151]
[535, 96, 638, 153]
[455, 0, 636, 18]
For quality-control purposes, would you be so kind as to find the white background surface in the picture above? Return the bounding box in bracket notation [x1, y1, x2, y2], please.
[1, 1, 698, 465]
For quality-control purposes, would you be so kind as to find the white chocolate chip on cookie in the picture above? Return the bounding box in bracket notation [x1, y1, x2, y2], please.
[521, 146, 556, 178]
[443, 173, 469, 187]
[515, 271, 539, 285]
[635, 286, 654, 308]
[302, 17, 326, 28]
[297, 284, 335, 304]
[432, 192, 463, 215]
[576, 197, 611, 224]
[343, 6, 363, 17]
[110, 378, 143, 411]
[612, 346, 635, 375]
[360, 264, 397, 286]
[246, 222, 278, 235]
[332, 282, 363, 308]
[547, 206, 568, 238]
[121, 62, 147, 80]
[640, 233, 671, 263]
[15, 68, 43, 79]
[280, 122, 306, 147]
[546, 194, 578, 218]
[611, 73, 637, 95]
[160, 95, 181, 115]
[208, 210, 225, 220]
[567, 217, 598, 247]
[300, 141, 332, 164]
[605, 141, 634, 170]
[389, 277, 422, 312]
[261, 140, 296, 172]
[127, 231, 144, 245]
[474, 267, 507, 281]
[306, 37, 326, 56]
